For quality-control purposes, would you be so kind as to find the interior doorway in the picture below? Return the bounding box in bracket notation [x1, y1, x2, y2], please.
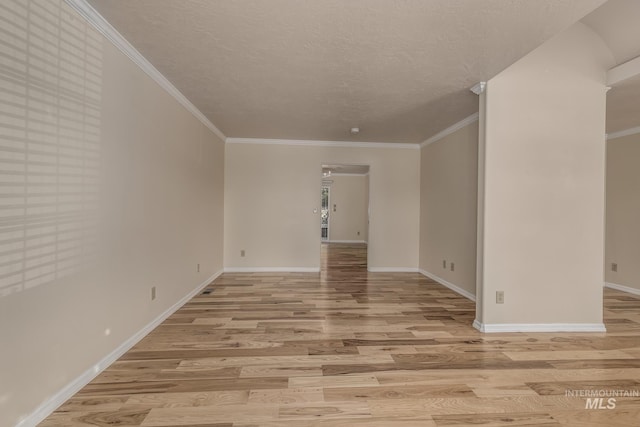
[321, 186, 330, 241]
[320, 164, 370, 270]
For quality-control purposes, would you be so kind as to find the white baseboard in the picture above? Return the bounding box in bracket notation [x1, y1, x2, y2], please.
[224, 267, 320, 273]
[419, 269, 476, 302]
[605, 281, 640, 296]
[367, 267, 420, 273]
[17, 269, 223, 427]
[473, 319, 606, 333]
[326, 240, 367, 244]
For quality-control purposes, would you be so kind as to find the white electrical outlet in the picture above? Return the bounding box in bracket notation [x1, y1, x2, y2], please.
[241, 250, 245, 257]
[151, 286, 156, 301]
[496, 291, 504, 304]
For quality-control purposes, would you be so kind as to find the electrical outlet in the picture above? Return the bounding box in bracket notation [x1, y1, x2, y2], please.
[197, 263, 200, 272]
[241, 250, 245, 257]
[496, 291, 504, 304]
[443, 260, 446, 269]
[357, 231, 360, 236]
[450, 262, 455, 272]
[151, 286, 156, 301]
[611, 262, 618, 272]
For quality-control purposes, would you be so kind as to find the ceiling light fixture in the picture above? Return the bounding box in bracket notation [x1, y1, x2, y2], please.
[350, 127, 360, 135]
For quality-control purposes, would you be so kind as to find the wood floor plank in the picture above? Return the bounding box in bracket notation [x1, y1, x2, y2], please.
[525, 379, 640, 396]
[233, 419, 437, 427]
[368, 396, 587, 417]
[288, 374, 380, 389]
[431, 412, 559, 426]
[122, 390, 249, 409]
[55, 396, 129, 413]
[39, 243, 640, 426]
[248, 388, 324, 404]
[277, 401, 371, 420]
[39, 409, 150, 427]
[548, 409, 640, 427]
[323, 384, 474, 400]
[140, 405, 279, 425]
[504, 349, 635, 361]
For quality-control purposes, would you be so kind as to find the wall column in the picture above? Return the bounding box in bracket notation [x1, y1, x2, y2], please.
[474, 23, 613, 332]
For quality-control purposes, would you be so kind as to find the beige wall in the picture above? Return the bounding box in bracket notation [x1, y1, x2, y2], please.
[477, 23, 613, 327]
[606, 133, 640, 291]
[0, 2, 225, 426]
[327, 175, 369, 242]
[420, 122, 478, 296]
[224, 143, 419, 270]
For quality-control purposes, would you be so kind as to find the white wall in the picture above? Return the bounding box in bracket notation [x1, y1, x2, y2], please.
[476, 23, 614, 327]
[606, 133, 640, 292]
[0, 2, 225, 426]
[224, 143, 420, 271]
[420, 121, 478, 297]
[327, 174, 368, 243]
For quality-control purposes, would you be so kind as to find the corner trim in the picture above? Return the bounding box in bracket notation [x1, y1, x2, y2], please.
[420, 113, 479, 148]
[606, 126, 640, 141]
[605, 281, 640, 296]
[367, 267, 420, 273]
[223, 267, 320, 273]
[470, 82, 486, 95]
[473, 320, 606, 333]
[225, 138, 419, 150]
[17, 269, 223, 427]
[419, 269, 476, 302]
[63, 0, 226, 142]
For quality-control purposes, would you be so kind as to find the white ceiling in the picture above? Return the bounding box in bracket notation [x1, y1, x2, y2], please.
[88, 0, 606, 144]
[581, 0, 640, 134]
[581, 0, 640, 65]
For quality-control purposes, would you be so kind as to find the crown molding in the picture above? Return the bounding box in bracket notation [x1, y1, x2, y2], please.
[470, 81, 486, 95]
[226, 138, 420, 149]
[606, 126, 640, 141]
[420, 113, 479, 148]
[63, 0, 226, 142]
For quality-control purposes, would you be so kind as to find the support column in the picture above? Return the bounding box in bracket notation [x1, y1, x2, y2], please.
[474, 23, 614, 332]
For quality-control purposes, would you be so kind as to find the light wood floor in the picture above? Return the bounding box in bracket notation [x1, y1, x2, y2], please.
[41, 243, 640, 426]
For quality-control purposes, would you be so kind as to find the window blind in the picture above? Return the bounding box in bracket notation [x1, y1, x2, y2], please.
[0, 0, 102, 297]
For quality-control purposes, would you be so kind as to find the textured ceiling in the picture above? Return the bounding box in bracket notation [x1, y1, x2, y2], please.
[581, 0, 640, 66]
[582, 0, 640, 133]
[88, 0, 605, 143]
